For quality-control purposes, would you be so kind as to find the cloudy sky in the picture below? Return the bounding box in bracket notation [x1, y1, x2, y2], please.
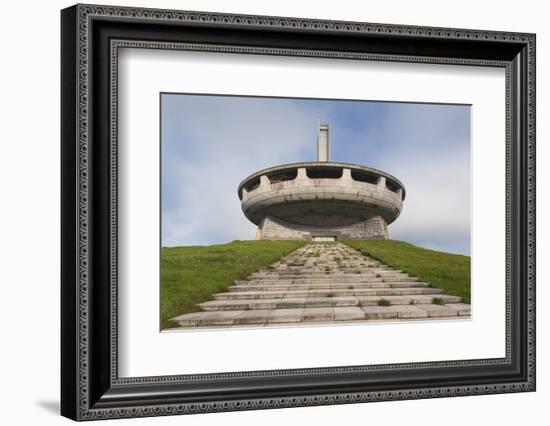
[161, 93, 471, 255]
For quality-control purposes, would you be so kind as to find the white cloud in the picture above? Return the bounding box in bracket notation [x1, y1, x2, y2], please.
[380, 106, 471, 253]
[162, 96, 322, 246]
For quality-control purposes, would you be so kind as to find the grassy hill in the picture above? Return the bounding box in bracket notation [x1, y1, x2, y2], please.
[344, 240, 470, 304]
[162, 239, 470, 329]
[161, 240, 306, 329]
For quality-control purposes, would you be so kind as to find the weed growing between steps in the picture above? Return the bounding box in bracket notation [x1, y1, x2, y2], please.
[344, 240, 471, 304]
[161, 240, 306, 329]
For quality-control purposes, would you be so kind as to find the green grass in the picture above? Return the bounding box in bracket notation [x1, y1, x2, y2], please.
[344, 240, 470, 304]
[161, 240, 306, 329]
[377, 298, 391, 306]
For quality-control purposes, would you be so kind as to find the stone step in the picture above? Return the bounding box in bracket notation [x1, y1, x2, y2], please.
[270, 268, 396, 273]
[358, 294, 462, 306]
[213, 287, 444, 300]
[172, 303, 468, 327]
[200, 296, 361, 311]
[258, 265, 395, 270]
[445, 303, 471, 316]
[260, 267, 402, 271]
[270, 270, 395, 275]
[282, 263, 386, 274]
[199, 294, 462, 311]
[249, 274, 412, 280]
[251, 271, 403, 278]
[236, 276, 418, 284]
[228, 282, 430, 291]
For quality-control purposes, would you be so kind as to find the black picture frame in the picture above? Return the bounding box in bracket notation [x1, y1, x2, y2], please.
[61, 4, 536, 421]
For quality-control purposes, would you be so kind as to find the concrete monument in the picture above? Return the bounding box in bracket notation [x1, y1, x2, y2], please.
[238, 123, 405, 241]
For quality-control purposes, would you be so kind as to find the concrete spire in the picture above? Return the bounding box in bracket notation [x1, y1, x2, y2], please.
[317, 123, 330, 162]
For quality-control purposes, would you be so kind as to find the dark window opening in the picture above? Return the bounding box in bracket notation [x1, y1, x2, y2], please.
[306, 167, 343, 179]
[267, 168, 297, 183]
[351, 170, 378, 184]
[386, 179, 400, 193]
[243, 176, 261, 193]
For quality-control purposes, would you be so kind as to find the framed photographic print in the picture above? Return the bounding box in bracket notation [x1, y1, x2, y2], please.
[61, 4, 536, 421]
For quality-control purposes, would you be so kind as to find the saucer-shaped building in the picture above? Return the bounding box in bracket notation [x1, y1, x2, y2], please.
[238, 124, 405, 241]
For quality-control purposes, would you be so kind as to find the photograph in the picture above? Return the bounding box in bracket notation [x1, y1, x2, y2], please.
[160, 94, 472, 330]
[57, 3, 536, 421]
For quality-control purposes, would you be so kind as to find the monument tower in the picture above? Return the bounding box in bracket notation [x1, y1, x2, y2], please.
[237, 123, 405, 241]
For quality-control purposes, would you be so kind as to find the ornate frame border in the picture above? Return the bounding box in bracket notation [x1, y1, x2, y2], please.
[61, 4, 536, 421]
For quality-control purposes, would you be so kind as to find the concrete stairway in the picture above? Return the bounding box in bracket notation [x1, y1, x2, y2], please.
[171, 242, 470, 328]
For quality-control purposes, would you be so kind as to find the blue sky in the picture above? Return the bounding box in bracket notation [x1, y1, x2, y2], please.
[161, 94, 471, 255]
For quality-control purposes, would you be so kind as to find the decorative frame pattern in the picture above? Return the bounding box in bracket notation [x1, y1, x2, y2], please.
[61, 4, 536, 421]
